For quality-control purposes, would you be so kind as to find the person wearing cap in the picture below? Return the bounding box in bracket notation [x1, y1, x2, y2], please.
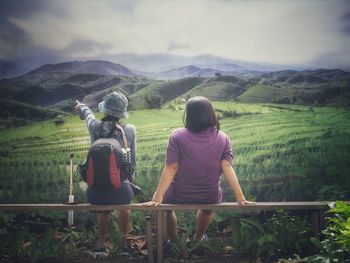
[75, 91, 136, 252]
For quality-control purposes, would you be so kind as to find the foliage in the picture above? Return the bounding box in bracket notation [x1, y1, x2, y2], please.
[305, 201, 350, 262]
[0, 211, 83, 262]
[108, 211, 126, 255]
[145, 94, 163, 109]
[231, 210, 314, 261]
[0, 103, 349, 261]
[163, 211, 226, 259]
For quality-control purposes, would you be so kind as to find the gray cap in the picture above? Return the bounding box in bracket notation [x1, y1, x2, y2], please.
[98, 92, 129, 118]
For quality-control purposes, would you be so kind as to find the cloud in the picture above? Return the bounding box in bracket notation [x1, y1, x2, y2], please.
[64, 39, 113, 59]
[0, 20, 32, 59]
[1, 0, 350, 68]
[340, 11, 350, 35]
[167, 41, 190, 52]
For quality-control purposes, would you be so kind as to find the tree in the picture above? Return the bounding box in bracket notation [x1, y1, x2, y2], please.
[145, 95, 163, 109]
[55, 115, 65, 125]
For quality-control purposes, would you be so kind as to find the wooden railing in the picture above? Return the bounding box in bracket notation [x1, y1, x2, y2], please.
[1, 201, 348, 263]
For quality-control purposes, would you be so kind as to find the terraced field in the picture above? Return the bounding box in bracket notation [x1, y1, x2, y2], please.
[0, 102, 349, 204]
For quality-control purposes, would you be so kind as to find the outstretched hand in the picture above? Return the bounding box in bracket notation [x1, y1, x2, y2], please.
[74, 100, 83, 113]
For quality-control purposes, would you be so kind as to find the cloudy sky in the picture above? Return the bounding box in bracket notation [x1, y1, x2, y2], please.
[1, 0, 350, 71]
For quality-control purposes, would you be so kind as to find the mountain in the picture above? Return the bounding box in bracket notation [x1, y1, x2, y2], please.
[129, 69, 350, 108]
[184, 75, 253, 100]
[238, 69, 350, 105]
[0, 53, 308, 79]
[153, 65, 216, 80]
[129, 77, 205, 109]
[109, 53, 304, 73]
[26, 60, 138, 77]
[149, 64, 263, 80]
[0, 59, 349, 112]
[0, 60, 153, 111]
[0, 99, 64, 129]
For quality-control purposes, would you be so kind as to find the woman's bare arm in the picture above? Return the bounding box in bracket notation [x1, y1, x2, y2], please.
[144, 162, 179, 206]
[221, 160, 255, 205]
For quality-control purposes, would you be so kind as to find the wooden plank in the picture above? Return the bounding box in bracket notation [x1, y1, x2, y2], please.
[156, 202, 338, 211]
[1, 201, 346, 212]
[0, 203, 152, 211]
[1, 201, 348, 263]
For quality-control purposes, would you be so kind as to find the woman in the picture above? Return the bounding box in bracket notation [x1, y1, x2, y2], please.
[145, 96, 253, 242]
[75, 91, 136, 251]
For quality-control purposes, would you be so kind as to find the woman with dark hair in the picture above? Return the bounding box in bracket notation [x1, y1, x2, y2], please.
[145, 96, 253, 243]
[75, 91, 136, 252]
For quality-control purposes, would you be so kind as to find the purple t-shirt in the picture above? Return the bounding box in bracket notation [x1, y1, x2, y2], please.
[163, 127, 233, 204]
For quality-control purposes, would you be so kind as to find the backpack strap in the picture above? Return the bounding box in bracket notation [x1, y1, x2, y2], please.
[115, 124, 129, 149]
[98, 121, 129, 148]
[98, 121, 105, 137]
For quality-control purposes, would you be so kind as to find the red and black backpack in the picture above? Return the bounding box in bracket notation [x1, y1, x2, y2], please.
[81, 123, 130, 190]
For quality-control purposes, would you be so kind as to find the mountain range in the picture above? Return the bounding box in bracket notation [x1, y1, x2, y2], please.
[0, 60, 349, 115]
[0, 53, 305, 79]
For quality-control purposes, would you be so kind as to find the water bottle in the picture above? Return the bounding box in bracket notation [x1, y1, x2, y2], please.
[120, 148, 132, 174]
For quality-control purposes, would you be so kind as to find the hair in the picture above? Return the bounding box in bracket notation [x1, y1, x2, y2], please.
[101, 115, 120, 122]
[184, 96, 220, 133]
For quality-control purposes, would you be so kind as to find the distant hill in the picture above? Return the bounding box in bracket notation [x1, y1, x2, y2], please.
[0, 60, 153, 111]
[129, 77, 205, 109]
[0, 99, 64, 127]
[130, 69, 350, 108]
[0, 59, 349, 112]
[154, 65, 218, 80]
[26, 60, 138, 77]
[150, 64, 260, 80]
[238, 69, 350, 105]
[183, 75, 253, 100]
[107, 53, 303, 73]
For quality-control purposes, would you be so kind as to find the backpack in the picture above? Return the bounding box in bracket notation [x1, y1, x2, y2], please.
[80, 123, 131, 190]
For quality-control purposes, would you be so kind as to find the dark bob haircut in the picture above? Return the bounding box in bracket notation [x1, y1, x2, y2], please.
[184, 96, 220, 133]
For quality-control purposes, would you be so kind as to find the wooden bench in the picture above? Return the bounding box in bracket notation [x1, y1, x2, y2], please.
[1, 201, 348, 262]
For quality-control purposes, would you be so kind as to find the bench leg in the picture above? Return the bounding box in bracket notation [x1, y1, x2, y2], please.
[145, 215, 154, 263]
[162, 211, 168, 241]
[157, 210, 164, 263]
[310, 210, 320, 233]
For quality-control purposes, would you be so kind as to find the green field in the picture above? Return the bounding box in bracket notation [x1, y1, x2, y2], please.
[0, 101, 349, 204]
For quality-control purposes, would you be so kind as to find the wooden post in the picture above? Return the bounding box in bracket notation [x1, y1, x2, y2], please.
[162, 210, 168, 241]
[145, 215, 154, 263]
[157, 209, 163, 263]
[310, 210, 320, 233]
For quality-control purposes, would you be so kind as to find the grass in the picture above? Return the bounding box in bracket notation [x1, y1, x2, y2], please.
[184, 76, 246, 101]
[0, 101, 349, 262]
[237, 84, 292, 103]
[129, 77, 204, 109]
[0, 101, 349, 204]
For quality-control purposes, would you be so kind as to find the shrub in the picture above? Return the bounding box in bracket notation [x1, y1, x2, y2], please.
[231, 210, 314, 261]
[305, 201, 350, 262]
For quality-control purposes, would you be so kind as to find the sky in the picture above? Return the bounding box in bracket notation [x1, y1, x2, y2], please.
[0, 0, 350, 70]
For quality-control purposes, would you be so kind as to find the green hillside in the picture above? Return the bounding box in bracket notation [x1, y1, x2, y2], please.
[237, 84, 294, 103]
[184, 75, 248, 100]
[0, 102, 349, 203]
[1, 67, 350, 111]
[0, 73, 154, 111]
[0, 99, 64, 129]
[129, 77, 205, 109]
